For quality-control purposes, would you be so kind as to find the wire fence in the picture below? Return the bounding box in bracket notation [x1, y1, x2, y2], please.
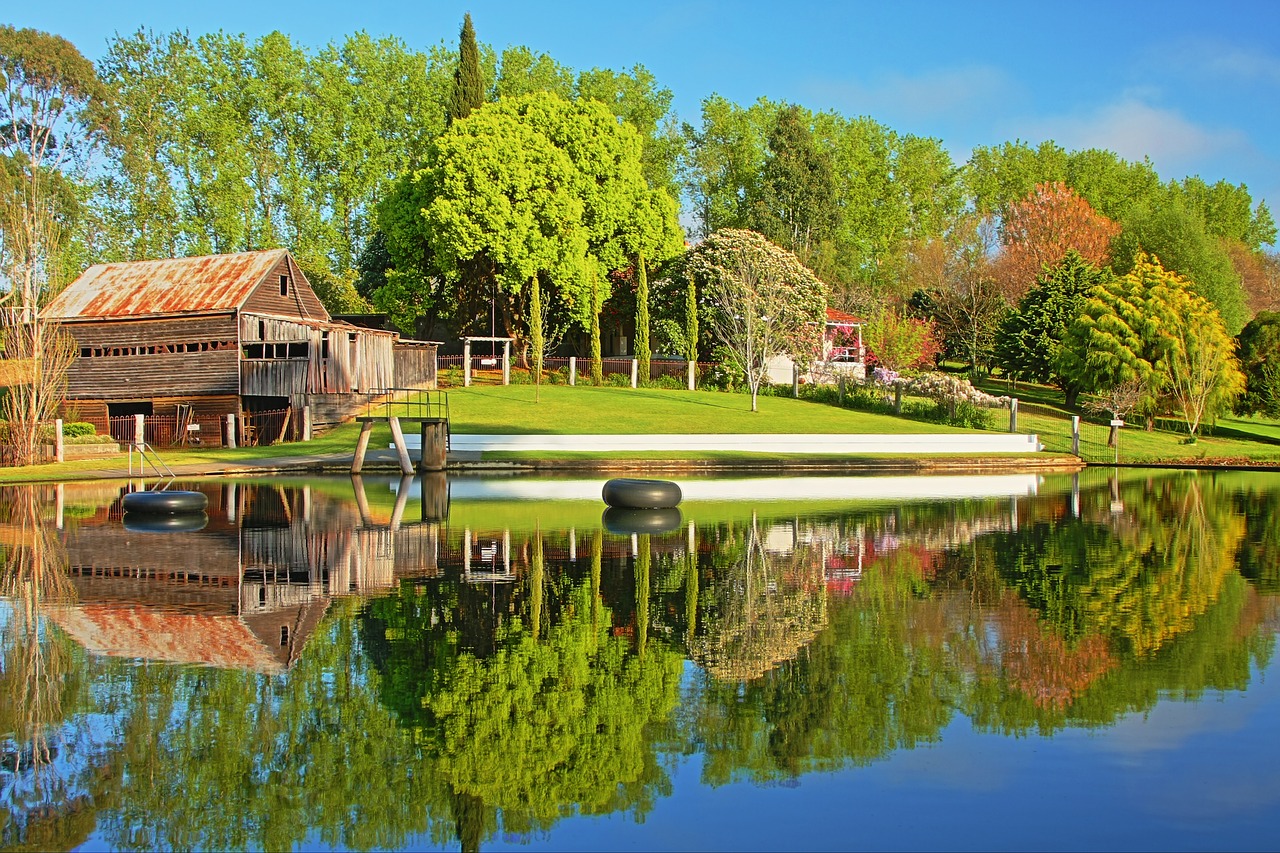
[1007, 399, 1121, 460]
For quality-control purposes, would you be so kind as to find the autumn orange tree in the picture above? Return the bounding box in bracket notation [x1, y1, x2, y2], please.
[994, 181, 1121, 300]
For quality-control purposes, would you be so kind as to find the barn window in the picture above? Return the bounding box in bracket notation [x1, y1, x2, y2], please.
[280, 275, 289, 297]
[280, 626, 289, 646]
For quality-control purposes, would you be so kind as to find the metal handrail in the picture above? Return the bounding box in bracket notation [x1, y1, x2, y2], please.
[128, 441, 177, 488]
[360, 388, 449, 422]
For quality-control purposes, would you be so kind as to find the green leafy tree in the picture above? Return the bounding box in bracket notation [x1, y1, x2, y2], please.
[1112, 193, 1249, 333]
[860, 306, 940, 374]
[685, 97, 961, 301]
[965, 139, 1069, 216]
[385, 91, 679, 377]
[0, 25, 113, 464]
[996, 250, 1110, 408]
[907, 214, 1009, 377]
[1235, 311, 1280, 418]
[1060, 254, 1242, 431]
[414, 93, 587, 368]
[576, 64, 682, 200]
[98, 29, 448, 292]
[747, 105, 838, 276]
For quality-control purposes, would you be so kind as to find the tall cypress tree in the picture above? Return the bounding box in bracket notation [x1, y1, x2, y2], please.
[635, 252, 651, 382]
[447, 13, 484, 125]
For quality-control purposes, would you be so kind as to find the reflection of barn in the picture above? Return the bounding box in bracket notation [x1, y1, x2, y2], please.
[45, 249, 437, 444]
[50, 481, 443, 672]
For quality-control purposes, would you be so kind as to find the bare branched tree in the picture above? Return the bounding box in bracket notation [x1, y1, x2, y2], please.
[0, 27, 113, 463]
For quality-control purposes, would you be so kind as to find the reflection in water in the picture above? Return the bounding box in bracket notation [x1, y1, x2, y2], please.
[0, 470, 1277, 851]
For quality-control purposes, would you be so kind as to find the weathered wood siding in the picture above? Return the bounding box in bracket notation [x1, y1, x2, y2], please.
[242, 254, 329, 321]
[63, 315, 239, 398]
[240, 314, 395, 396]
[394, 342, 438, 390]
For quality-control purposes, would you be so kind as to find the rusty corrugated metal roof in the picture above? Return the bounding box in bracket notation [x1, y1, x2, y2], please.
[826, 307, 862, 325]
[47, 249, 290, 320]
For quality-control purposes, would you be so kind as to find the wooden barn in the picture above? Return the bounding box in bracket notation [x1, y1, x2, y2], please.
[45, 249, 436, 444]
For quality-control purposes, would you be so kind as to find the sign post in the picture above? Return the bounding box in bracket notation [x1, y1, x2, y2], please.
[1110, 418, 1124, 466]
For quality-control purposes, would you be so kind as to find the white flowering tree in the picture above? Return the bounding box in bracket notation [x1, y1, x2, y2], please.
[689, 229, 827, 411]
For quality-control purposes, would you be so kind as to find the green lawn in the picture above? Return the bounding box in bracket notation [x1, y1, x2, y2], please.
[974, 376, 1280, 466]
[4, 380, 1280, 484]
[444, 384, 963, 434]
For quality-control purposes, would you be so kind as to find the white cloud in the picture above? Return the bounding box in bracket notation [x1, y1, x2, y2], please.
[1165, 39, 1280, 87]
[1020, 98, 1250, 175]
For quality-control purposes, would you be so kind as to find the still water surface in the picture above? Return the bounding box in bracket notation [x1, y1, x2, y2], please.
[1, 468, 1278, 851]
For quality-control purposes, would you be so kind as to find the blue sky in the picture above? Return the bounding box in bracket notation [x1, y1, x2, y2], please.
[10, 0, 1280, 226]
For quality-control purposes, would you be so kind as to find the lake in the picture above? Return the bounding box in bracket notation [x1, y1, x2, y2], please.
[1, 467, 1277, 851]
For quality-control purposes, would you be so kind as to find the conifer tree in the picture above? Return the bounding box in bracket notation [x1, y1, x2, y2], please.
[446, 14, 484, 125]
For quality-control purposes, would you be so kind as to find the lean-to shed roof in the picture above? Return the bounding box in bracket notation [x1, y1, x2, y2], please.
[47, 249, 293, 320]
[825, 307, 862, 326]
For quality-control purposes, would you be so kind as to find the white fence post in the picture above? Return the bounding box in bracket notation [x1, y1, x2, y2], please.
[1008, 398, 1019, 433]
[303, 405, 312, 442]
[463, 340, 473, 387]
[1071, 415, 1080, 456]
[569, 356, 576, 386]
[134, 413, 145, 448]
[687, 361, 695, 391]
[630, 359, 638, 389]
[502, 340, 510, 385]
[226, 413, 237, 449]
[54, 418, 64, 463]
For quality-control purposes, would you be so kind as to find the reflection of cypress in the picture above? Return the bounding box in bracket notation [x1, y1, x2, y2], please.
[591, 529, 602, 645]
[637, 534, 650, 657]
[685, 529, 699, 649]
[531, 527, 544, 641]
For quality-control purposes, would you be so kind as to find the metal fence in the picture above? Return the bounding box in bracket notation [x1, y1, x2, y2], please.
[76, 410, 293, 449]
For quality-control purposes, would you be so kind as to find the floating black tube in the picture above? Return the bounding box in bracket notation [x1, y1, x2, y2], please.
[602, 507, 683, 536]
[121, 490, 209, 515]
[602, 478, 682, 509]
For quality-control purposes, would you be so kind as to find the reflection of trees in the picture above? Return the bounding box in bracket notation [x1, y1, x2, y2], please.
[1233, 476, 1280, 594]
[686, 514, 827, 683]
[992, 472, 1245, 658]
[85, 596, 454, 852]
[688, 548, 956, 784]
[362, 528, 684, 848]
[0, 472, 1276, 847]
[0, 486, 102, 851]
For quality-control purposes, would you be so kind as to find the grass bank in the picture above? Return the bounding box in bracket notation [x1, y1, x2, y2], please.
[3, 381, 1278, 483]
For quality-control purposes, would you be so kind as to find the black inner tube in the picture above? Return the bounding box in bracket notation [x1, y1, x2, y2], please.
[602, 478, 682, 509]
